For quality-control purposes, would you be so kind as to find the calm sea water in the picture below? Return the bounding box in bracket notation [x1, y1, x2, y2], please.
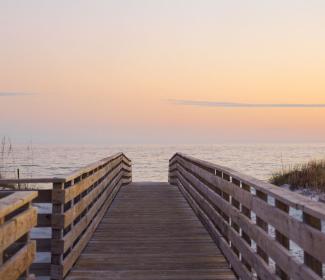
[1, 143, 325, 181]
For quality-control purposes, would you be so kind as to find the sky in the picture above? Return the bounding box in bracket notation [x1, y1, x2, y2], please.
[0, 0, 325, 144]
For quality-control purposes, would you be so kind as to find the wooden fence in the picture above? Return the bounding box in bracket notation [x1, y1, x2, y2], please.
[169, 153, 325, 280]
[0, 153, 132, 279]
[0, 191, 38, 280]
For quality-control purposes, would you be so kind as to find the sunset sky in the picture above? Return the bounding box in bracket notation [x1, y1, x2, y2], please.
[1, 1, 325, 144]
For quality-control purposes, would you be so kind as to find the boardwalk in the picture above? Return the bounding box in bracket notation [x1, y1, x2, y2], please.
[2, 153, 325, 280]
[66, 182, 236, 280]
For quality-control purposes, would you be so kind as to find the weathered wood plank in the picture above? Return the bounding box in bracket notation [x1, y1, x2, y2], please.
[172, 153, 325, 221]
[170, 154, 325, 280]
[52, 178, 127, 279]
[174, 156, 325, 263]
[65, 182, 236, 280]
[176, 170, 276, 279]
[51, 171, 125, 254]
[0, 241, 36, 280]
[0, 192, 37, 219]
[52, 156, 123, 204]
[0, 207, 37, 251]
[51, 164, 127, 229]
[175, 177, 251, 280]
[63, 153, 130, 183]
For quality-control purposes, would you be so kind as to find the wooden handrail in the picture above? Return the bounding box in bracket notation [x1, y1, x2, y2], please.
[0, 191, 38, 280]
[169, 153, 325, 280]
[0, 153, 132, 280]
[50, 153, 131, 279]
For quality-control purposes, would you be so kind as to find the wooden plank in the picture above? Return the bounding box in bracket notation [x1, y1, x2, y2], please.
[256, 190, 269, 264]
[174, 157, 325, 263]
[0, 178, 62, 184]
[275, 199, 290, 280]
[0, 154, 131, 187]
[52, 156, 123, 204]
[0, 241, 36, 280]
[0, 207, 37, 251]
[0, 192, 37, 219]
[51, 182, 65, 277]
[52, 164, 126, 229]
[52, 178, 126, 279]
[176, 171, 276, 280]
[303, 212, 323, 277]
[172, 158, 324, 280]
[175, 178, 251, 280]
[62, 153, 124, 183]
[173, 153, 325, 221]
[0, 190, 51, 203]
[51, 171, 125, 254]
[241, 183, 252, 272]
[65, 182, 235, 280]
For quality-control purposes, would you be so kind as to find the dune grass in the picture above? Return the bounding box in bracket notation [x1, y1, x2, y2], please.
[270, 159, 325, 192]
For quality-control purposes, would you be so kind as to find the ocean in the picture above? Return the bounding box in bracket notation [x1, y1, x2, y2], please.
[1, 143, 325, 182]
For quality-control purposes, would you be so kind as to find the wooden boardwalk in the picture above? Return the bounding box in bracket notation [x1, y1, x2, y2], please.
[66, 182, 236, 280]
[2, 153, 325, 279]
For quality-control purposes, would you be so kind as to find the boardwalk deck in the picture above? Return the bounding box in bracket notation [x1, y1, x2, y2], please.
[66, 182, 236, 280]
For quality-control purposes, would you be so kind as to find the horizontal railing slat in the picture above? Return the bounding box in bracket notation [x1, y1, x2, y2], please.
[172, 153, 325, 221]
[1, 153, 132, 279]
[176, 167, 321, 280]
[176, 169, 278, 280]
[52, 170, 125, 254]
[0, 241, 36, 280]
[52, 156, 125, 204]
[0, 192, 37, 219]
[50, 153, 132, 280]
[0, 207, 37, 252]
[176, 176, 253, 280]
[169, 153, 325, 280]
[51, 164, 128, 229]
[172, 157, 325, 263]
[0, 191, 38, 280]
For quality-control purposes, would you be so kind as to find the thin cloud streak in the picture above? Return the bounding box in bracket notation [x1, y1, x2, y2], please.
[168, 99, 325, 108]
[0, 92, 35, 97]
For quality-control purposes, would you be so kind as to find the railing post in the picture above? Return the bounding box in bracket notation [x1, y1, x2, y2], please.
[231, 178, 240, 258]
[241, 183, 252, 272]
[221, 173, 230, 243]
[168, 154, 325, 280]
[275, 199, 289, 280]
[255, 190, 269, 266]
[51, 182, 65, 280]
[303, 212, 323, 277]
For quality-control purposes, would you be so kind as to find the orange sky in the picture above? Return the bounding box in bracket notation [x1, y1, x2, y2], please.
[0, 1, 325, 144]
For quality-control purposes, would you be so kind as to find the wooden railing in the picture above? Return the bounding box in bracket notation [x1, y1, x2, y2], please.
[0, 153, 132, 279]
[0, 191, 38, 280]
[169, 153, 325, 280]
[50, 153, 131, 279]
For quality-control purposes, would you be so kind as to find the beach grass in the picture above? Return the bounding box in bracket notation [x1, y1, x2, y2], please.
[270, 159, 325, 192]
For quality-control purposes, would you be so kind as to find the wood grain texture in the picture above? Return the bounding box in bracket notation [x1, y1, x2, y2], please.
[170, 154, 325, 280]
[0, 241, 36, 280]
[0, 191, 37, 219]
[0, 191, 37, 280]
[66, 182, 236, 280]
[170, 153, 325, 221]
